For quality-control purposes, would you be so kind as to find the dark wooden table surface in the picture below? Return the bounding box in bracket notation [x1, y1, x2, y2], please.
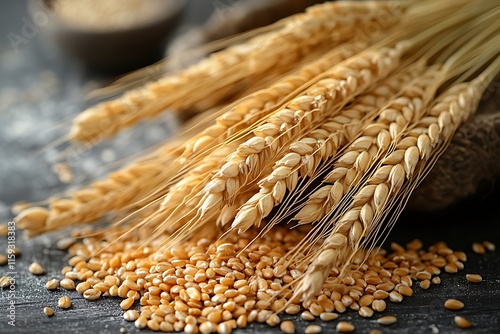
[0, 1, 499, 334]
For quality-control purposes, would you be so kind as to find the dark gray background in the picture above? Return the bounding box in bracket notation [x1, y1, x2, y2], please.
[0, 1, 499, 334]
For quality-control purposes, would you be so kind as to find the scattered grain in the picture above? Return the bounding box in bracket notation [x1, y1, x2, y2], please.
[359, 306, 374, 318]
[305, 325, 322, 333]
[280, 320, 295, 334]
[472, 242, 485, 254]
[0, 276, 11, 288]
[483, 241, 495, 252]
[266, 314, 280, 327]
[420, 280, 431, 290]
[444, 299, 464, 310]
[378, 316, 397, 326]
[465, 274, 482, 283]
[134, 316, 147, 329]
[301, 311, 315, 321]
[83, 288, 101, 301]
[60, 278, 76, 290]
[58, 296, 72, 309]
[57, 237, 76, 250]
[123, 310, 139, 321]
[7, 247, 21, 256]
[0, 224, 8, 236]
[319, 312, 338, 321]
[372, 299, 387, 312]
[43, 306, 54, 316]
[454, 316, 472, 329]
[336, 321, 355, 333]
[0, 254, 7, 265]
[45, 279, 60, 290]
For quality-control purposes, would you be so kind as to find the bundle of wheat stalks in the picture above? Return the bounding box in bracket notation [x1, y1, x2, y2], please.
[16, 0, 499, 310]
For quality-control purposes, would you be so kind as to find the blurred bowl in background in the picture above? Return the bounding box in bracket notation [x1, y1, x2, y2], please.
[29, 0, 186, 73]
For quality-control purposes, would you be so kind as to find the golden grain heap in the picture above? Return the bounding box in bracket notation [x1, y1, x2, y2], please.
[12, 0, 500, 333]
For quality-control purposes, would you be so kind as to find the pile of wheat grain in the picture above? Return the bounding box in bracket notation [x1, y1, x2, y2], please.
[13, 0, 500, 332]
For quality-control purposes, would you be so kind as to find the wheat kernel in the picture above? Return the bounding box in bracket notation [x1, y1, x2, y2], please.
[83, 288, 101, 301]
[266, 314, 280, 327]
[134, 316, 147, 329]
[58, 296, 71, 309]
[444, 299, 464, 310]
[45, 279, 60, 290]
[454, 316, 472, 329]
[122, 309, 138, 321]
[301, 311, 315, 321]
[373, 290, 389, 299]
[217, 321, 232, 334]
[57, 237, 75, 250]
[43, 306, 54, 316]
[359, 295, 374, 307]
[398, 285, 413, 297]
[280, 320, 295, 334]
[420, 279, 431, 290]
[444, 263, 458, 274]
[472, 242, 485, 254]
[483, 241, 495, 252]
[389, 291, 403, 303]
[236, 314, 247, 328]
[372, 299, 387, 312]
[336, 321, 355, 333]
[406, 239, 423, 250]
[415, 271, 431, 281]
[60, 278, 76, 290]
[199, 322, 213, 334]
[257, 310, 271, 323]
[319, 312, 338, 321]
[28, 262, 45, 275]
[8, 247, 21, 256]
[0, 276, 11, 288]
[0, 223, 7, 236]
[359, 306, 374, 318]
[174, 321, 185, 332]
[465, 274, 482, 283]
[378, 315, 397, 325]
[120, 297, 135, 310]
[147, 319, 160, 331]
[305, 325, 322, 333]
[432, 276, 441, 285]
[370, 330, 382, 334]
[280, 302, 298, 314]
[184, 323, 197, 334]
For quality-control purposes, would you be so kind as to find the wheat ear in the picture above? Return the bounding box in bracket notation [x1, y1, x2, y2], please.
[69, 1, 404, 144]
[230, 63, 427, 232]
[198, 46, 405, 221]
[179, 43, 363, 160]
[15, 161, 167, 237]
